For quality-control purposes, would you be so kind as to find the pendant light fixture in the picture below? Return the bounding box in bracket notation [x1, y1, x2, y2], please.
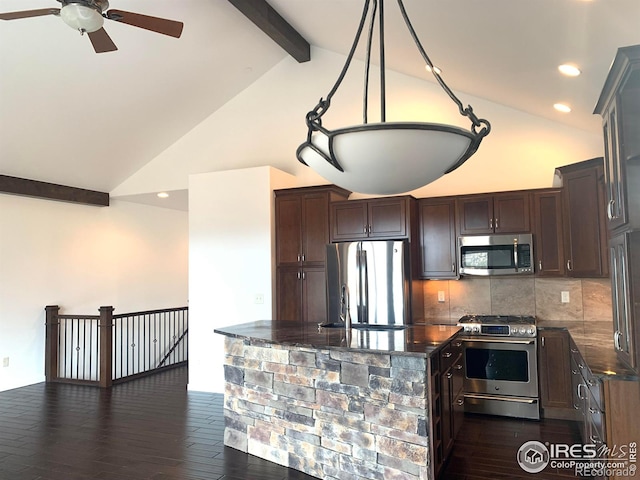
[296, 0, 491, 195]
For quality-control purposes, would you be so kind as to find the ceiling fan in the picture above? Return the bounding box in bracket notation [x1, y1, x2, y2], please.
[0, 0, 183, 53]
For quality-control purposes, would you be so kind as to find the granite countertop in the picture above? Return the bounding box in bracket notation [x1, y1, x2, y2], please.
[538, 320, 638, 380]
[214, 320, 461, 357]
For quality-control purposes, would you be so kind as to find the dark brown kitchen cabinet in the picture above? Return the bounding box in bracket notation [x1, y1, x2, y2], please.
[609, 231, 640, 370]
[275, 185, 350, 323]
[457, 192, 530, 235]
[418, 197, 457, 279]
[532, 189, 565, 276]
[275, 186, 350, 267]
[594, 45, 640, 233]
[428, 336, 463, 480]
[538, 330, 572, 414]
[556, 158, 609, 278]
[276, 266, 328, 324]
[330, 196, 413, 242]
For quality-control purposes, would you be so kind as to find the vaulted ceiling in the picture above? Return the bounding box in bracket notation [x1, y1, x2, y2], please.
[1, 0, 638, 197]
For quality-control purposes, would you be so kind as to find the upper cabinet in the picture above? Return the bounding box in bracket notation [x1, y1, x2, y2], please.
[275, 185, 350, 267]
[418, 197, 458, 279]
[556, 158, 609, 278]
[330, 196, 414, 242]
[594, 45, 640, 233]
[456, 192, 531, 235]
[532, 189, 565, 276]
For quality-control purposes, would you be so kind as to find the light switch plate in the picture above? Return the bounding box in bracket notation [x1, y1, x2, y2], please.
[561, 291, 570, 303]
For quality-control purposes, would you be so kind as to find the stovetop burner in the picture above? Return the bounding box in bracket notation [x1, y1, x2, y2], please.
[457, 314, 536, 337]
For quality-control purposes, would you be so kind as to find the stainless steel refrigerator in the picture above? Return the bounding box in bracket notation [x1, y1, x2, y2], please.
[326, 240, 411, 326]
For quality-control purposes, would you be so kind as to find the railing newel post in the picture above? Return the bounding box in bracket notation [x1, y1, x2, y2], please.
[98, 306, 114, 388]
[45, 305, 60, 382]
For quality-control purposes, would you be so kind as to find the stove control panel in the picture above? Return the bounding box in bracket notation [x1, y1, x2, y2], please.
[459, 322, 537, 337]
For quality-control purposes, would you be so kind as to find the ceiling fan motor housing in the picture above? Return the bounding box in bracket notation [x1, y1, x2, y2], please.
[59, 0, 109, 33]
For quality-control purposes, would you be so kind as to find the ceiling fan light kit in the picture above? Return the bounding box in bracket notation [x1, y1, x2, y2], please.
[60, 2, 105, 33]
[296, 0, 491, 195]
[0, 0, 183, 53]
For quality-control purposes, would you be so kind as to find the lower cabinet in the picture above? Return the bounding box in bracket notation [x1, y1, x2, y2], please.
[570, 339, 606, 450]
[276, 266, 327, 324]
[429, 336, 463, 478]
[538, 330, 573, 414]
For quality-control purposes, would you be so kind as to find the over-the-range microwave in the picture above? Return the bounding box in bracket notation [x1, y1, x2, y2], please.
[458, 233, 534, 276]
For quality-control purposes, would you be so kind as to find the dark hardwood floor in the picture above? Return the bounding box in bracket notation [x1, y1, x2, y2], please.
[0, 367, 584, 480]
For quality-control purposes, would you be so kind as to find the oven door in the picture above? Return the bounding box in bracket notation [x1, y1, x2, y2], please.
[462, 337, 538, 398]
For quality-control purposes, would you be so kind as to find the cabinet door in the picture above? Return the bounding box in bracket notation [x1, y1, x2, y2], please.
[276, 196, 302, 266]
[603, 105, 627, 231]
[493, 192, 530, 233]
[562, 162, 608, 277]
[276, 267, 302, 321]
[533, 190, 565, 276]
[609, 233, 637, 369]
[419, 199, 457, 279]
[457, 195, 493, 234]
[302, 194, 330, 265]
[302, 267, 327, 324]
[539, 330, 573, 409]
[367, 198, 408, 238]
[330, 202, 368, 241]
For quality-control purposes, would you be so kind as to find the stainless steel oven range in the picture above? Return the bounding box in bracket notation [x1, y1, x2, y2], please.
[457, 315, 540, 420]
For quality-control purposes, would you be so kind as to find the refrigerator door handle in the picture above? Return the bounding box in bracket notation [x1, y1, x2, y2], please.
[361, 249, 368, 323]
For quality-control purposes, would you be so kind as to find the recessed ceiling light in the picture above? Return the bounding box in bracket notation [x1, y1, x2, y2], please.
[157, 192, 170, 198]
[558, 64, 581, 77]
[425, 65, 442, 75]
[554, 103, 572, 113]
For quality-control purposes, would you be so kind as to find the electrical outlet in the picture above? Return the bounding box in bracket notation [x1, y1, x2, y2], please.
[254, 294, 264, 304]
[561, 291, 570, 303]
[437, 291, 446, 303]
[2, 357, 8, 368]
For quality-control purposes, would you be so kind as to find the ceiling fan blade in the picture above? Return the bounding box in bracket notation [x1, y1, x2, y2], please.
[88, 28, 118, 53]
[106, 10, 183, 38]
[0, 8, 60, 20]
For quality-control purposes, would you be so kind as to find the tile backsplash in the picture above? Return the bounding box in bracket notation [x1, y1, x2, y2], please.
[422, 277, 612, 324]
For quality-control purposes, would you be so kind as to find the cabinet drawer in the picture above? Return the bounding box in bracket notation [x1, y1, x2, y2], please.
[440, 342, 462, 371]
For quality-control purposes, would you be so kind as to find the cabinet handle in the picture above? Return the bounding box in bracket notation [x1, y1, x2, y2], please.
[566, 259, 573, 271]
[577, 383, 587, 400]
[541, 337, 545, 348]
[368, 225, 372, 234]
[443, 352, 452, 358]
[538, 260, 543, 271]
[456, 398, 464, 406]
[495, 218, 499, 229]
[297, 254, 301, 262]
[446, 372, 453, 379]
[589, 408, 599, 414]
[571, 348, 579, 353]
[297, 271, 301, 279]
[489, 218, 493, 229]
[454, 364, 463, 370]
[573, 404, 580, 410]
[607, 199, 615, 220]
[451, 263, 455, 272]
[453, 341, 462, 347]
[301, 254, 305, 262]
[614, 331, 622, 351]
[302, 272, 306, 280]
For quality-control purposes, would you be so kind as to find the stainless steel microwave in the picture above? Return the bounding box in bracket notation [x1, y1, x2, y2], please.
[458, 233, 534, 276]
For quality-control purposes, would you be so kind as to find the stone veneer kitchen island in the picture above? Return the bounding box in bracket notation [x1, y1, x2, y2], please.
[214, 320, 461, 480]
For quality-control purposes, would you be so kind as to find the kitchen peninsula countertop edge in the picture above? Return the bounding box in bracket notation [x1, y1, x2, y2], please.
[214, 320, 462, 357]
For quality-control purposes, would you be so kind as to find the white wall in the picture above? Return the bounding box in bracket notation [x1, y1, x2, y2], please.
[112, 47, 603, 199]
[0, 194, 188, 392]
[188, 166, 295, 393]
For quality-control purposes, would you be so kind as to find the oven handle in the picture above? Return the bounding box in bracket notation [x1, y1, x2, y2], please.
[461, 338, 536, 345]
[463, 393, 538, 404]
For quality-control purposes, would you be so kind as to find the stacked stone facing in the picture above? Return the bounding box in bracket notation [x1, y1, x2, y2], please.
[222, 336, 431, 480]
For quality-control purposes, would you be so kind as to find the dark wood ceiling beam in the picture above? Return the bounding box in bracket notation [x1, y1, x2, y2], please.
[0, 175, 109, 207]
[228, 0, 310, 63]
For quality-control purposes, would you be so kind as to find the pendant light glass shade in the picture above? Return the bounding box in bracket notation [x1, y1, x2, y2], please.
[296, 0, 490, 195]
